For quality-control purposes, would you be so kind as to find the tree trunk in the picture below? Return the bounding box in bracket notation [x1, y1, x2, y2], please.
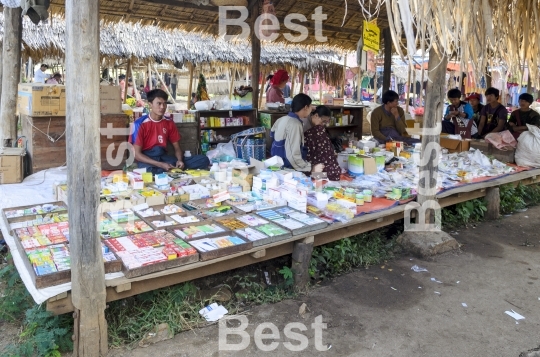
[0, 7, 22, 147]
[66, 0, 108, 355]
[382, 27, 392, 93]
[299, 71, 305, 94]
[418, 45, 447, 225]
[250, 5, 261, 109]
[188, 63, 194, 98]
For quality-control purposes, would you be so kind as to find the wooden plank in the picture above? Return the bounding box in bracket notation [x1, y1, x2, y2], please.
[251, 249, 266, 259]
[65, 0, 108, 354]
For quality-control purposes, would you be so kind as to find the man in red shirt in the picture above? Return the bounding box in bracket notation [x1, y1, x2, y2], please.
[131, 89, 209, 174]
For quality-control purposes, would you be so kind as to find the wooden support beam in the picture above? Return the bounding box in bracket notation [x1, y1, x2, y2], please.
[66, 0, 108, 355]
[258, 71, 266, 108]
[299, 71, 305, 94]
[290, 68, 296, 96]
[250, 0, 261, 109]
[291, 240, 314, 290]
[418, 45, 447, 225]
[153, 64, 177, 103]
[125, 0, 136, 20]
[124, 58, 132, 104]
[0, 7, 22, 147]
[115, 283, 132, 293]
[485, 187, 500, 220]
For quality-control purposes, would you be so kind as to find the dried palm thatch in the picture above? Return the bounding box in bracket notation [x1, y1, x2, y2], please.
[386, 0, 540, 87]
[0, 13, 342, 82]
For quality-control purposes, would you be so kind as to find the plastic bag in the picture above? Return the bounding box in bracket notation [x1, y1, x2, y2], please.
[515, 125, 540, 168]
[216, 142, 235, 158]
[485, 130, 517, 150]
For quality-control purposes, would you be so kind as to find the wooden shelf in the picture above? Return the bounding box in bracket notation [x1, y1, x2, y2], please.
[207, 140, 230, 144]
[201, 125, 252, 130]
[327, 125, 358, 129]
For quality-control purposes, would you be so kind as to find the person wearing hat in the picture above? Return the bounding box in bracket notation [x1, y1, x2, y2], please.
[266, 69, 289, 104]
[508, 93, 540, 139]
[465, 92, 484, 130]
[34, 64, 51, 83]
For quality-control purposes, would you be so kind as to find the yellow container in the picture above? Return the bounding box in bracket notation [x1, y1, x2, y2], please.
[142, 172, 153, 183]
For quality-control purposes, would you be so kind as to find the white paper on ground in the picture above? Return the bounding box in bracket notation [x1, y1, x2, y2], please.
[462, 303, 468, 307]
[411, 265, 428, 272]
[505, 310, 525, 321]
[431, 278, 443, 283]
[199, 303, 228, 322]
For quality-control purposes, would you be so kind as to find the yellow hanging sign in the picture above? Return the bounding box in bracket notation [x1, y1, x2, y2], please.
[362, 20, 380, 53]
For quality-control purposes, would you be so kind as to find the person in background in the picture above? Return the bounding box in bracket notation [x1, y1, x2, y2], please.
[442, 88, 476, 138]
[190, 93, 197, 109]
[478, 87, 508, 138]
[139, 85, 147, 100]
[466, 92, 484, 128]
[283, 81, 291, 98]
[265, 74, 274, 92]
[266, 69, 289, 104]
[170, 74, 178, 99]
[130, 89, 210, 174]
[304, 106, 341, 181]
[271, 93, 324, 173]
[508, 93, 540, 139]
[370, 90, 420, 145]
[344, 83, 352, 98]
[119, 74, 126, 99]
[46, 73, 62, 84]
[34, 64, 51, 83]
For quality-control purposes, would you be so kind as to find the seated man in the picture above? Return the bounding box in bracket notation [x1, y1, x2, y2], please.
[442, 89, 476, 138]
[130, 89, 209, 174]
[477, 87, 508, 138]
[370, 90, 420, 145]
[508, 93, 540, 139]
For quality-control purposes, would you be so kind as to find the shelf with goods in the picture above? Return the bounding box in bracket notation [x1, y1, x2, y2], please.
[325, 106, 366, 140]
[198, 109, 258, 154]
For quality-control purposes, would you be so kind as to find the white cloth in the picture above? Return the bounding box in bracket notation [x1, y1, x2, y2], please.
[1, 0, 21, 8]
[34, 68, 50, 83]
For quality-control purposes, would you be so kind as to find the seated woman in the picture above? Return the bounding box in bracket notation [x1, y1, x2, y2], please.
[370, 90, 420, 145]
[271, 93, 323, 174]
[266, 69, 289, 104]
[508, 93, 540, 139]
[305, 106, 342, 181]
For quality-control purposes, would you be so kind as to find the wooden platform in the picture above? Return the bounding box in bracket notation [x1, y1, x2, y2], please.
[45, 168, 540, 315]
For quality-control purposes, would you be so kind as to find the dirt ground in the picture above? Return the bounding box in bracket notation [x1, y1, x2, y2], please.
[105, 206, 540, 357]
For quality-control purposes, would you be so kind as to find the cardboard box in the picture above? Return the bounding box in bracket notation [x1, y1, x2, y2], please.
[56, 184, 68, 203]
[166, 193, 190, 204]
[440, 137, 471, 153]
[358, 155, 377, 175]
[99, 85, 122, 114]
[469, 140, 515, 163]
[333, 98, 345, 106]
[17, 84, 66, 116]
[231, 177, 251, 192]
[0, 148, 25, 184]
[232, 166, 258, 186]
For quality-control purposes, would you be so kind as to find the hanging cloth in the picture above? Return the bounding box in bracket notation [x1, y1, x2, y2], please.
[22, 0, 50, 25]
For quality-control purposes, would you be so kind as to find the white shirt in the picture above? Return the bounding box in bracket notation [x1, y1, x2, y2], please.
[34, 69, 50, 83]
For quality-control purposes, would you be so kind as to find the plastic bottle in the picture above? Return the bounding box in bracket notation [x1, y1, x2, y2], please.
[185, 150, 192, 158]
[262, 179, 266, 190]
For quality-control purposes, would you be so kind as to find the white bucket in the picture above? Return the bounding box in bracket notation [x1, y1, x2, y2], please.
[337, 153, 350, 170]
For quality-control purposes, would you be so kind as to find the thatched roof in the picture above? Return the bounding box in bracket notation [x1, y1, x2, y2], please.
[0, 13, 346, 83]
[46, 0, 389, 50]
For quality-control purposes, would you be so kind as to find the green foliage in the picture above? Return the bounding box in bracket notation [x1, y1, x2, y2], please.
[442, 198, 488, 229]
[309, 229, 397, 280]
[0, 263, 34, 322]
[278, 266, 294, 287]
[2, 305, 72, 357]
[500, 184, 527, 214]
[234, 273, 296, 306]
[521, 183, 540, 207]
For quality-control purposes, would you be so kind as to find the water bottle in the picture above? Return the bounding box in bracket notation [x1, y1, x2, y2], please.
[185, 150, 191, 158]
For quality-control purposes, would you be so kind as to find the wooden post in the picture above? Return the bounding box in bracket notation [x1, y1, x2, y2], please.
[405, 65, 412, 113]
[226, 67, 232, 95]
[373, 62, 378, 103]
[250, 0, 261, 109]
[382, 27, 392, 93]
[412, 66, 417, 107]
[318, 74, 323, 101]
[153, 64, 177, 103]
[485, 66, 492, 88]
[485, 187, 500, 220]
[188, 63, 194, 98]
[65, 0, 108, 355]
[258, 71, 266, 108]
[299, 71, 305, 94]
[342, 55, 347, 97]
[290, 68, 296, 96]
[0, 41, 3, 113]
[0, 7, 22, 147]
[291, 236, 314, 290]
[124, 58, 131, 104]
[418, 45, 448, 225]
[148, 63, 153, 90]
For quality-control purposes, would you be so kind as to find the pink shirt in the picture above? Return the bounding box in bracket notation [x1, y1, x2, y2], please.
[266, 85, 285, 104]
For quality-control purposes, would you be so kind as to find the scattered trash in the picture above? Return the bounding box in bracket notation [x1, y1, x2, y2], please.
[456, 281, 460, 284]
[525, 216, 529, 218]
[381, 265, 385, 269]
[411, 265, 428, 273]
[374, 277, 378, 280]
[327, 344, 332, 350]
[139, 323, 174, 347]
[418, 286, 422, 289]
[434, 291, 441, 295]
[450, 231, 459, 235]
[431, 277, 443, 283]
[299, 303, 307, 317]
[391, 287, 397, 291]
[505, 310, 525, 322]
[388, 269, 393, 272]
[264, 271, 272, 285]
[199, 303, 228, 322]
[516, 208, 528, 213]
[462, 303, 468, 307]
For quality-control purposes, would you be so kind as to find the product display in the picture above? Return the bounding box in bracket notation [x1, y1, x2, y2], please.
[172, 224, 227, 240]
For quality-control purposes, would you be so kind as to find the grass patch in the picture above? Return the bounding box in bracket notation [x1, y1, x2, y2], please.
[442, 198, 488, 229]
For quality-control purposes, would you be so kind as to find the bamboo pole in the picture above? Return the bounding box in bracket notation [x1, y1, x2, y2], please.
[412, 66, 417, 107]
[382, 27, 392, 93]
[406, 65, 412, 113]
[299, 71, 305, 94]
[124, 58, 132, 104]
[250, 3, 261, 109]
[0, 7, 22, 147]
[290, 68, 296, 96]
[153, 64, 177, 103]
[65, 0, 108, 355]
[148, 63, 152, 90]
[373, 59, 378, 103]
[188, 63, 194, 98]
[258, 71, 266, 107]
[318, 74, 323, 101]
